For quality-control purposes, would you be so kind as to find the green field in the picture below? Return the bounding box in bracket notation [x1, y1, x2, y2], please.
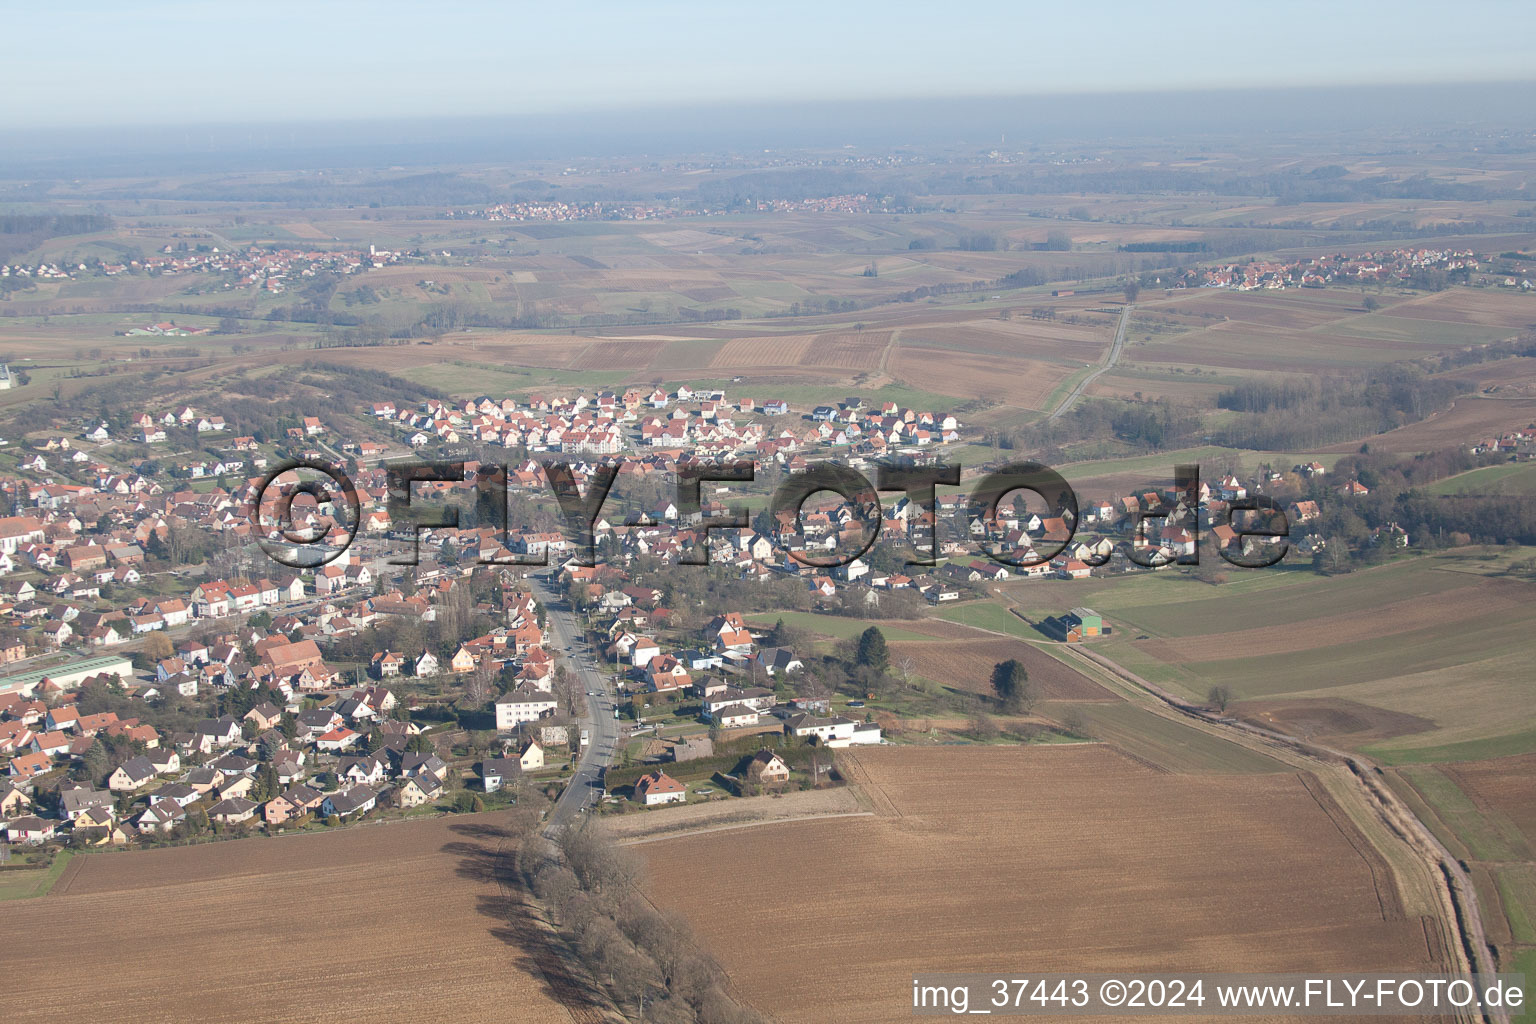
[1067, 701, 1286, 774]
[742, 611, 935, 643]
[0, 852, 74, 901]
[1041, 554, 1536, 758]
[1399, 766, 1532, 863]
[932, 601, 1037, 638]
[1511, 948, 1536, 1023]
[1426, 461, 1536, 496]
[1389, 768, 1536, 1008]
[1328, 315, 1516, 347]
[1001, 558, 1417, 636]
[1095, 563, 1430, 637]
[1368, 727, 1536, 766]
[1165, 607, 1530, 695]
[1498, 867, 1536, 946]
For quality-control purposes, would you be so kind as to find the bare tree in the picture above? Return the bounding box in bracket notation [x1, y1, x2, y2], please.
[464, 657, 496, 707]
[552, 664, 586, 717]
[968, 712, 1000, 741]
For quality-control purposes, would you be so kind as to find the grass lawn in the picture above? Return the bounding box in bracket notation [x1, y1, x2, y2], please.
[0, 851, 74, 901]
[932, 601, 1037, 639]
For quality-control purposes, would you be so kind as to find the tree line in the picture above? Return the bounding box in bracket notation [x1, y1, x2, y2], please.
[528, 825, 770, 1024]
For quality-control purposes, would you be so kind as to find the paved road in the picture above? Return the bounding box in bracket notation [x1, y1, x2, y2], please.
[530, 572, 623, 836]
[1047, 303, 1132, 422]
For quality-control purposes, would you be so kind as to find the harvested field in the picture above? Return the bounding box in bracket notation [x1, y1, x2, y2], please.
[1388, 287, 1536, 328]
[568, 339, 669, 370]
[1126, 600, 1531, 706]
[744, 611, 985, 642]
[0, 815, 572, 1024]
[641, 746, 1444, 1024]
[1398, 766, 1532, 865]
[1317, 396, 1536, 453]
[277, 221, 332, 240]
[649, 337, 726, 371]
[800, 330, 891, 369]
[899, 320, 1109, 362]
[888, 636, 1116, 701]
[901, 615, 1021, 639]
[301, 334, 583, 374]
[710, 333, 816, 368]
[1436, 356, 1536, 396]
[1067, 701, 1290, 774]
[888, 346, 1068, 406]
[1164, 292, 1355, 329]
[1141, 323, 1444, 371]
[1101, 559, 1489, 636]
[1085, 371, 1230, 404]
[678, 285, 737, 302]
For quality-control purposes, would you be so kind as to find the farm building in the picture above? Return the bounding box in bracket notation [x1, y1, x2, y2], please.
[1066, 607, 1103, 638]
[1041, 607, 1109, 643]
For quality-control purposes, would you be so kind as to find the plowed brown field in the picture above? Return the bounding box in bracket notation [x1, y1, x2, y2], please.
[569, 339, 669, 370]
[1318, 396, 1536, 453]
[899, 320, 1108, 362]
[710, 333, 817, 368]
[0, 815, 570, 1024]
[1442, 753, 1536, 845]
[889, 347, 1069, 406]
[801, 330, 891, 369]
[889, 637, 1116, 701]
[641, 745, 1447, 1024]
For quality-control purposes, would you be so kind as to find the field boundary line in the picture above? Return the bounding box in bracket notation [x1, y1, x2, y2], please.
[47, 852, 83, 897]
[616, 811, 876, 846]
[878, 328, 900, 374]
[1296, 771, 1405, 922]
[836, 749, 903, 819]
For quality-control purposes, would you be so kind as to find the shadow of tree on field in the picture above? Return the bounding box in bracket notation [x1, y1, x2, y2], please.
[442, 821, 607, 1021]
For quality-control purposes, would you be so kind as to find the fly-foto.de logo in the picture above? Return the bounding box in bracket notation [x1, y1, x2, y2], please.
[248, 457, 1291, 572]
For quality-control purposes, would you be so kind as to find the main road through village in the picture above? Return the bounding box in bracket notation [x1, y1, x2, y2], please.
[531, 572, 622, 836]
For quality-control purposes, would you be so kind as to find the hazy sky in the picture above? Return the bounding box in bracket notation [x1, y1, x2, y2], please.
[5, 0, 1533, 129]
